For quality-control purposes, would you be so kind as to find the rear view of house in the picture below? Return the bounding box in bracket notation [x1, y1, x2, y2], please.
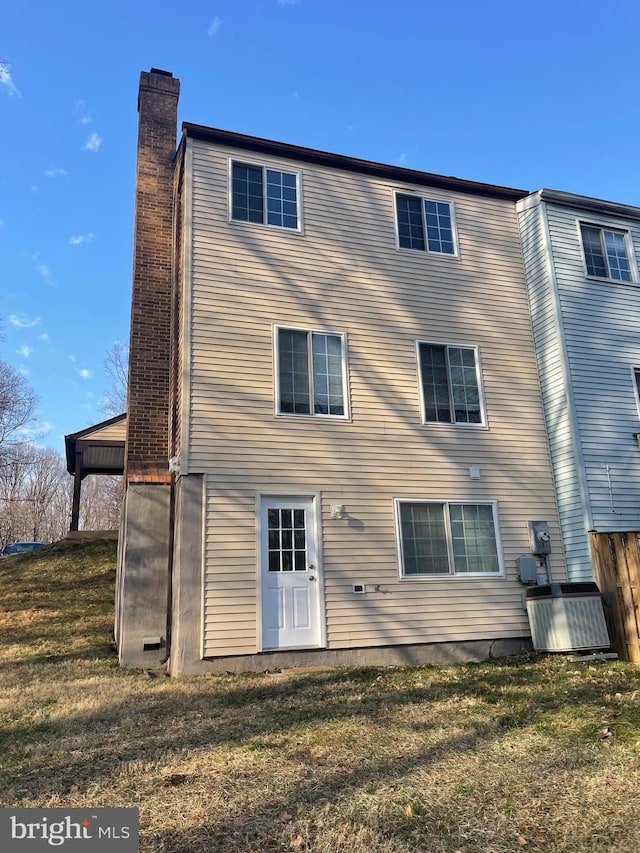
[116, 69, 566, 675]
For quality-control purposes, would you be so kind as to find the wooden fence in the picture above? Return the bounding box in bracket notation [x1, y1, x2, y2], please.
[590, 532, 640, 662]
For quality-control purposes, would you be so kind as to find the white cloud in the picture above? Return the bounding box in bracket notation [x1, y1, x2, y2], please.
[69, 354, 76, 363]
[69, 233, 95, 246]
[78, 368, 92, 379]
[45, 167, 67, 178]
[397, 152, 408, 166]
[0, 218, 5, 228]
[84, 132, 103, 152]
[16, 345, 33, 358]
[0, 61, 21, 97]
[9, 314, 40, 328]
[19, 366, 30, 377]
[207, 17, 222, 36]
[73, 99, 92, 124]
[34, 257, 52, 280]
[278, 0, 299, 5]
[39, 333, 49, 342]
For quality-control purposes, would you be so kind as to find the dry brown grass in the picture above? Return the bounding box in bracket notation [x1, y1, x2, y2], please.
[1, 539, 640, 851]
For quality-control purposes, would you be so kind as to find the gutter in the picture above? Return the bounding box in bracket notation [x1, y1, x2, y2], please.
[182, 122, 529, 202]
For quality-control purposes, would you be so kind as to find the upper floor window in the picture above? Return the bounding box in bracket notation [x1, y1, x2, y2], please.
[580, 223, 632, 282]
[395, 193, 457, 255]
[417, 342, 484, 425]
[276, 327, 348, 418]
[396, 500, 502, 577]
[231, 162, 300, 230]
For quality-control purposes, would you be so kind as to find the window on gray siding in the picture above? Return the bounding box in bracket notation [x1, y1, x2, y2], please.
[396, 194, 456, 255]
[232, 162, 299, 229]
[634, 369, 640, 411]
[398, 501, 501, 576]
[580, 224, 632, 282]
[418, 343, 483, 424]
[277, 328, 347, 417]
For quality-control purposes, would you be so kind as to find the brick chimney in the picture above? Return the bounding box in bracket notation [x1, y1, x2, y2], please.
[126, 69, 180, 483]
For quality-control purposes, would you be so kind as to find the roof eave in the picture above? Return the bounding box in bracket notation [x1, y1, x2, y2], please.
[182, 122, 529, 201]
[538, 188, 640, 222]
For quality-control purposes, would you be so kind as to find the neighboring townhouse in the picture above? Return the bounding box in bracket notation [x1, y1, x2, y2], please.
[518, 191, 640, 583]
[117, 69, 566, 675]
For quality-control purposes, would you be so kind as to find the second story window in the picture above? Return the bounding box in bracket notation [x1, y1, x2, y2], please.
[276, 327, 349, 418]
[395, 193, 457, 255]
[418, 342, 484, 425]
[231, 162, 300, 230]
[580, 223, 632, 282]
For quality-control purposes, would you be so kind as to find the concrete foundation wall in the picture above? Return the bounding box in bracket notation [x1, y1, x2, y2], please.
[116, 484, 171, 667]
[172, 636, 532, 676]
[169, 474, 205, 677]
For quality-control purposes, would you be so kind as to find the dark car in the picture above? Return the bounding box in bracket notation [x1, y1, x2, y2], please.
[1, 541, 45, 556]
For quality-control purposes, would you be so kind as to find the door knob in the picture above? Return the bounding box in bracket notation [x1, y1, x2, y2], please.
[309, 575, 316, 581]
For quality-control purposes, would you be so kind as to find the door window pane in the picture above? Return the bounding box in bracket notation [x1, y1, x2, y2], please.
[267, 507, 307, 572]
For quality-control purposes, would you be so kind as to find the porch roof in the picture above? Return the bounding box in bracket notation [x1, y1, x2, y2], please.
[65, 413, 126, 477]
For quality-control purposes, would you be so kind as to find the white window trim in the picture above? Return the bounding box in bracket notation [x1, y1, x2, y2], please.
[393, 189, 459, 258]
[415, 340, 487, 428]
[228, 158, 304, 234]
[273, 324, 351, 420]
[631, 365, 640, 420]
[394, 498, 505, 579]
[577, 219, 637, 284]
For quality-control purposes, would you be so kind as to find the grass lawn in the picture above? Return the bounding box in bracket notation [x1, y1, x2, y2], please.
[1, 539, 640, 852]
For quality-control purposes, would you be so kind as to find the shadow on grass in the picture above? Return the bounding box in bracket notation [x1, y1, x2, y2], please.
[144, 720, 500, 852]
[3, 655, 638, 802]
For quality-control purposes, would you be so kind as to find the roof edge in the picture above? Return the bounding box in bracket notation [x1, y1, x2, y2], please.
[182, 122, 529, 201]
[65, 412, 127, 442]
[538, 189, 640, 222]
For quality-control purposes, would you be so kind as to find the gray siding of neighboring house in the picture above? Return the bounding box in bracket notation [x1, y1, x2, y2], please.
[517, 198, 592, 581]
[182, 139, 567, 659]
[520, 193, 640, 582]
[543, 202, 640, 537]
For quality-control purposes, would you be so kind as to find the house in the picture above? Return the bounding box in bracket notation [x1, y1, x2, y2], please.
[518, 190, 640, 582]
[116, 69, 566, 675]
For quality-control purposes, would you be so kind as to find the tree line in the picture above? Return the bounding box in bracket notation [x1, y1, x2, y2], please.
[1, 324, 127, 548]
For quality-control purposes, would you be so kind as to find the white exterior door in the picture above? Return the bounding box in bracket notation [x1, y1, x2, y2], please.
[260, 496, 321, 650]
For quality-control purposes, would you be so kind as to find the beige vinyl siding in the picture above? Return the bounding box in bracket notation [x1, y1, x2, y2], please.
[183, 140, 566, 658]
[82, 420, 126, 442]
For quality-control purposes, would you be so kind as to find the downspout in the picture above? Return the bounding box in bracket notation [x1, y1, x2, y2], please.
[161, 138, 186, 667]
[161, 472, 176, 665]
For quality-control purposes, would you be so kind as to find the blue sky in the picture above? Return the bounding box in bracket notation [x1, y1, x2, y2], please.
[1, 0, 639, 456]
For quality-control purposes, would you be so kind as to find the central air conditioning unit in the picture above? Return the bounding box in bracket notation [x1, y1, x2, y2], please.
[525, 582, 610, 652]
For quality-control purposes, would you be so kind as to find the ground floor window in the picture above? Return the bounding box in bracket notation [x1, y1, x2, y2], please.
[396, 500, 502, 576]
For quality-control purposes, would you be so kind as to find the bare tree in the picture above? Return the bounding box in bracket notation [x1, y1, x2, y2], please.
[79, 475, 123, 530]
[101, 340, 128, 416]
[0, 360, 38, 458]
[24, 448, 68, 540]
[0, 445, 70, 547]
